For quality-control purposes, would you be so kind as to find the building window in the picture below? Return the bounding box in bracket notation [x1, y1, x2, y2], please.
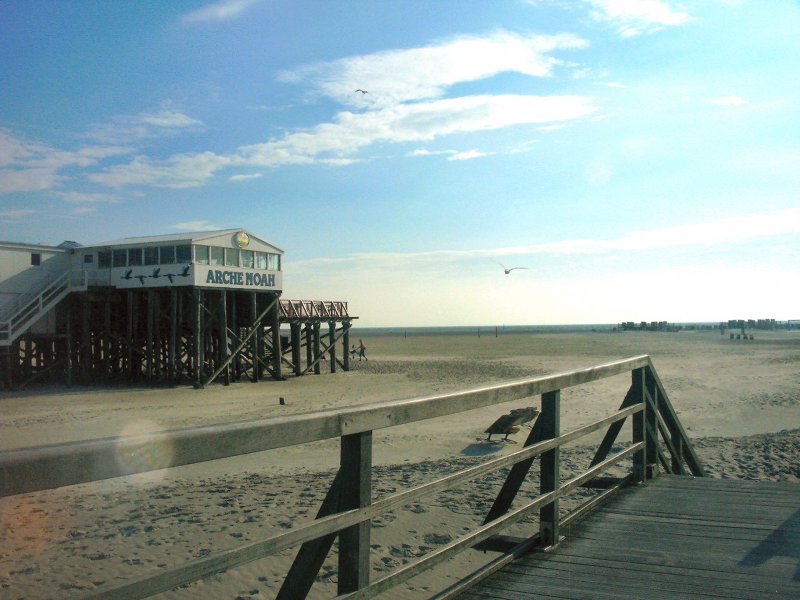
[210, 247, 224, 266]
[113, 249, 127, 268]
[98, 250, 112, 268]
[128, 248, 143, 266]
[144, 247, 159, 266]
[225, 248, 239, 267]
[160, 246, 175, 264]
[31, 253, 41, 266]
[241, 250, 254, 269]
[255, 251, 267, 270]
[176, 245, 192, 263]
[194, 245, 209, 265]
[84, 254, 94, 264]
[267, 253, 280, 271]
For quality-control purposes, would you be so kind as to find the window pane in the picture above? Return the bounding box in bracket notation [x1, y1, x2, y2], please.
[31, 253, 41, 266]
[255, 252, 267, 269]
[144, 247, 159, 266]
[176, 245, 192, 263]
[210, 247, 224, 265]
[267, 253, 280, 270]
[241, 250, 254, 268]
[225, 248, 239, 267]
[160, 246, 175, 264]
[113, 249, 127, 267]
[128, 248, 143, 266]
[194, 245, 209, 265]
[99, 250, 112, 268]
[84, 254, 94, 264]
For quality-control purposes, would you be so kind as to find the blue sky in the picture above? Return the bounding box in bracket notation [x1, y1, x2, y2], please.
[1, 0, 799, 326]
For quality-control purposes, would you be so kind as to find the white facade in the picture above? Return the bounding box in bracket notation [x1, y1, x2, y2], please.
[0, 242, 70, 310]
[73, 229, 283, 292]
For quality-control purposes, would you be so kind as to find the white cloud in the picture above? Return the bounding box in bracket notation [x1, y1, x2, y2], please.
[290, 207, 800, 271]
[58, 191, 119, 203]
[87, 109, 203, 144]
[228, 173, 263, 182]
[170, 220, 222, 231]
[89, 152, 231, 189]
[0, 208, 36, 220]
[586, 0, 690, 36]
[279, 31, 588, 107]
[448, 149, 492, 161]
[707, 95, 748, 106]
[182, 0, 263, 24]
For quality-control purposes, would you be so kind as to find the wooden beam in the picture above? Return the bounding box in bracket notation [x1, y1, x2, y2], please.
[539, 389, 560, 546]
[338, 431, 372, 593]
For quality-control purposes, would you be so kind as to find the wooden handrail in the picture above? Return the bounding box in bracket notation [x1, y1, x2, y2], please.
[0, 355, 702, 600]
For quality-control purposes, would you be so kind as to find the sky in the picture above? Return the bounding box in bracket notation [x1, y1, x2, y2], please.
[1, 0, 799, 327]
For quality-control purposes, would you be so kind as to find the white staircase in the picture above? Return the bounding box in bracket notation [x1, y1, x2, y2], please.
[0, 270, 88, 346]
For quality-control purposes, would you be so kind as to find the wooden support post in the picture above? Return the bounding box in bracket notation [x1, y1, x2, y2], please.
[291, 322, 302, 376]
[65, 303, 73, 387]
[103, 300, 111, 378]
[645, 374, 659, 479]
[219, 290, 230, 386]
[146, 290, 154, 381]
[305, 323, 313, 375]
[632, 367, 646, 482]
[126, 291, 134, 379]
[482, 418, 544, 526]
[251, 292, 260, 383]
[328, 321, 336, 374]
[313, 322, 321, 375]
[338, 431, 372, 594]
[230, 294, 239, 379]
[153, 291, 162, 379]
[80, 295, 91, 384]
[169, 289, 177, 383]
[193, 288, 203, 387]
[539, 390, 560, 547]
[277, 472, 343, 600]
[342, 321, 350, 372]
[270, 293, 282, 380]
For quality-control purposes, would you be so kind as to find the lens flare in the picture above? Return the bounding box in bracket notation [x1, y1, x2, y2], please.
[114, 420, 174, 483]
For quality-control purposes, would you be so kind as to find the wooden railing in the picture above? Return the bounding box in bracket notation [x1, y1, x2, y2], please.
[0, 270, 88, 345]
[0, 355, 703, 599]
[279, 299, 350, 320]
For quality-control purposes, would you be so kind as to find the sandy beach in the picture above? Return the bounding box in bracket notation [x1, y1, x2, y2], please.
[1, 328, 798, 599]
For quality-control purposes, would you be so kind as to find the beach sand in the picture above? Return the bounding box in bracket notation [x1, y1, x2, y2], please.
[1, 329, 798, 598]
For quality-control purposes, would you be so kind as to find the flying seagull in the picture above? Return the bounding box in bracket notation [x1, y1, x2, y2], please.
[355, 89, 368, 94]
[497, 262, 528, 275]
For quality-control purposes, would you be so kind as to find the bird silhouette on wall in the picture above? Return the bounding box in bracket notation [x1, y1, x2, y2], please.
[121, 269, 133, 280]
[179, 265, 190, 277]
[135, 274, 147, 285]
[150, 267, 161, 279]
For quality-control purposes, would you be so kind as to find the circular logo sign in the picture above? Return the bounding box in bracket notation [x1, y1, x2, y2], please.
[234, 231, 250, 248]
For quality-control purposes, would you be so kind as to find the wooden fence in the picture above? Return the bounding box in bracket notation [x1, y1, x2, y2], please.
[0, 355, 703, 599]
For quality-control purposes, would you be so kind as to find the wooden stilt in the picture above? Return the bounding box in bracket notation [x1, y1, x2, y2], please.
[313, 322, 321, 375]
[342, 321, 350, 372]
[328, 321, 336, 374]
[291, 322, 301, 376]
[193, 288, 203, 388]
[270, 293, 282, 380]
[251, 292, 260, 382]
[169, 289, 177, 384]
[219, 290, 230, 385]
[305, 323, 313, 376]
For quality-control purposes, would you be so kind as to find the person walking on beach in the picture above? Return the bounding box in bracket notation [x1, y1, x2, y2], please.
[358, 339, 368, 361]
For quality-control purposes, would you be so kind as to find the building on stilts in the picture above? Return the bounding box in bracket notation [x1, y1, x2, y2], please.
[0, 229, 355, 389]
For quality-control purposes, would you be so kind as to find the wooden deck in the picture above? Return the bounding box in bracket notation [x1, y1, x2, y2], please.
[459, 475, 800, 599]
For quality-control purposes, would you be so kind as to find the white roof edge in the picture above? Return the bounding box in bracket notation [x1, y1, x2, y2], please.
[85, 229, 284, 252]
[0, 241, 69, 252]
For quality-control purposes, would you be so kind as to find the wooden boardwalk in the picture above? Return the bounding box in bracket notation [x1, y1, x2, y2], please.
[459, 475, 800, 599]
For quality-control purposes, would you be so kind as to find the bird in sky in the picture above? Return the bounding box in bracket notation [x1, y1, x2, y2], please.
[355, 89, 368, 94]
[496, 262, 528, 274]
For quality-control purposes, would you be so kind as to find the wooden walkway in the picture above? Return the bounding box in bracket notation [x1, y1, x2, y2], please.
[459, 475, 800, 599]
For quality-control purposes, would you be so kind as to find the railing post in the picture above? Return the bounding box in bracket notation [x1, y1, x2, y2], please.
[338, 431, 372, 594]
[539, 389, 560, 546]
[632, 367, 647, 482]
[645, 369, 659, 479]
